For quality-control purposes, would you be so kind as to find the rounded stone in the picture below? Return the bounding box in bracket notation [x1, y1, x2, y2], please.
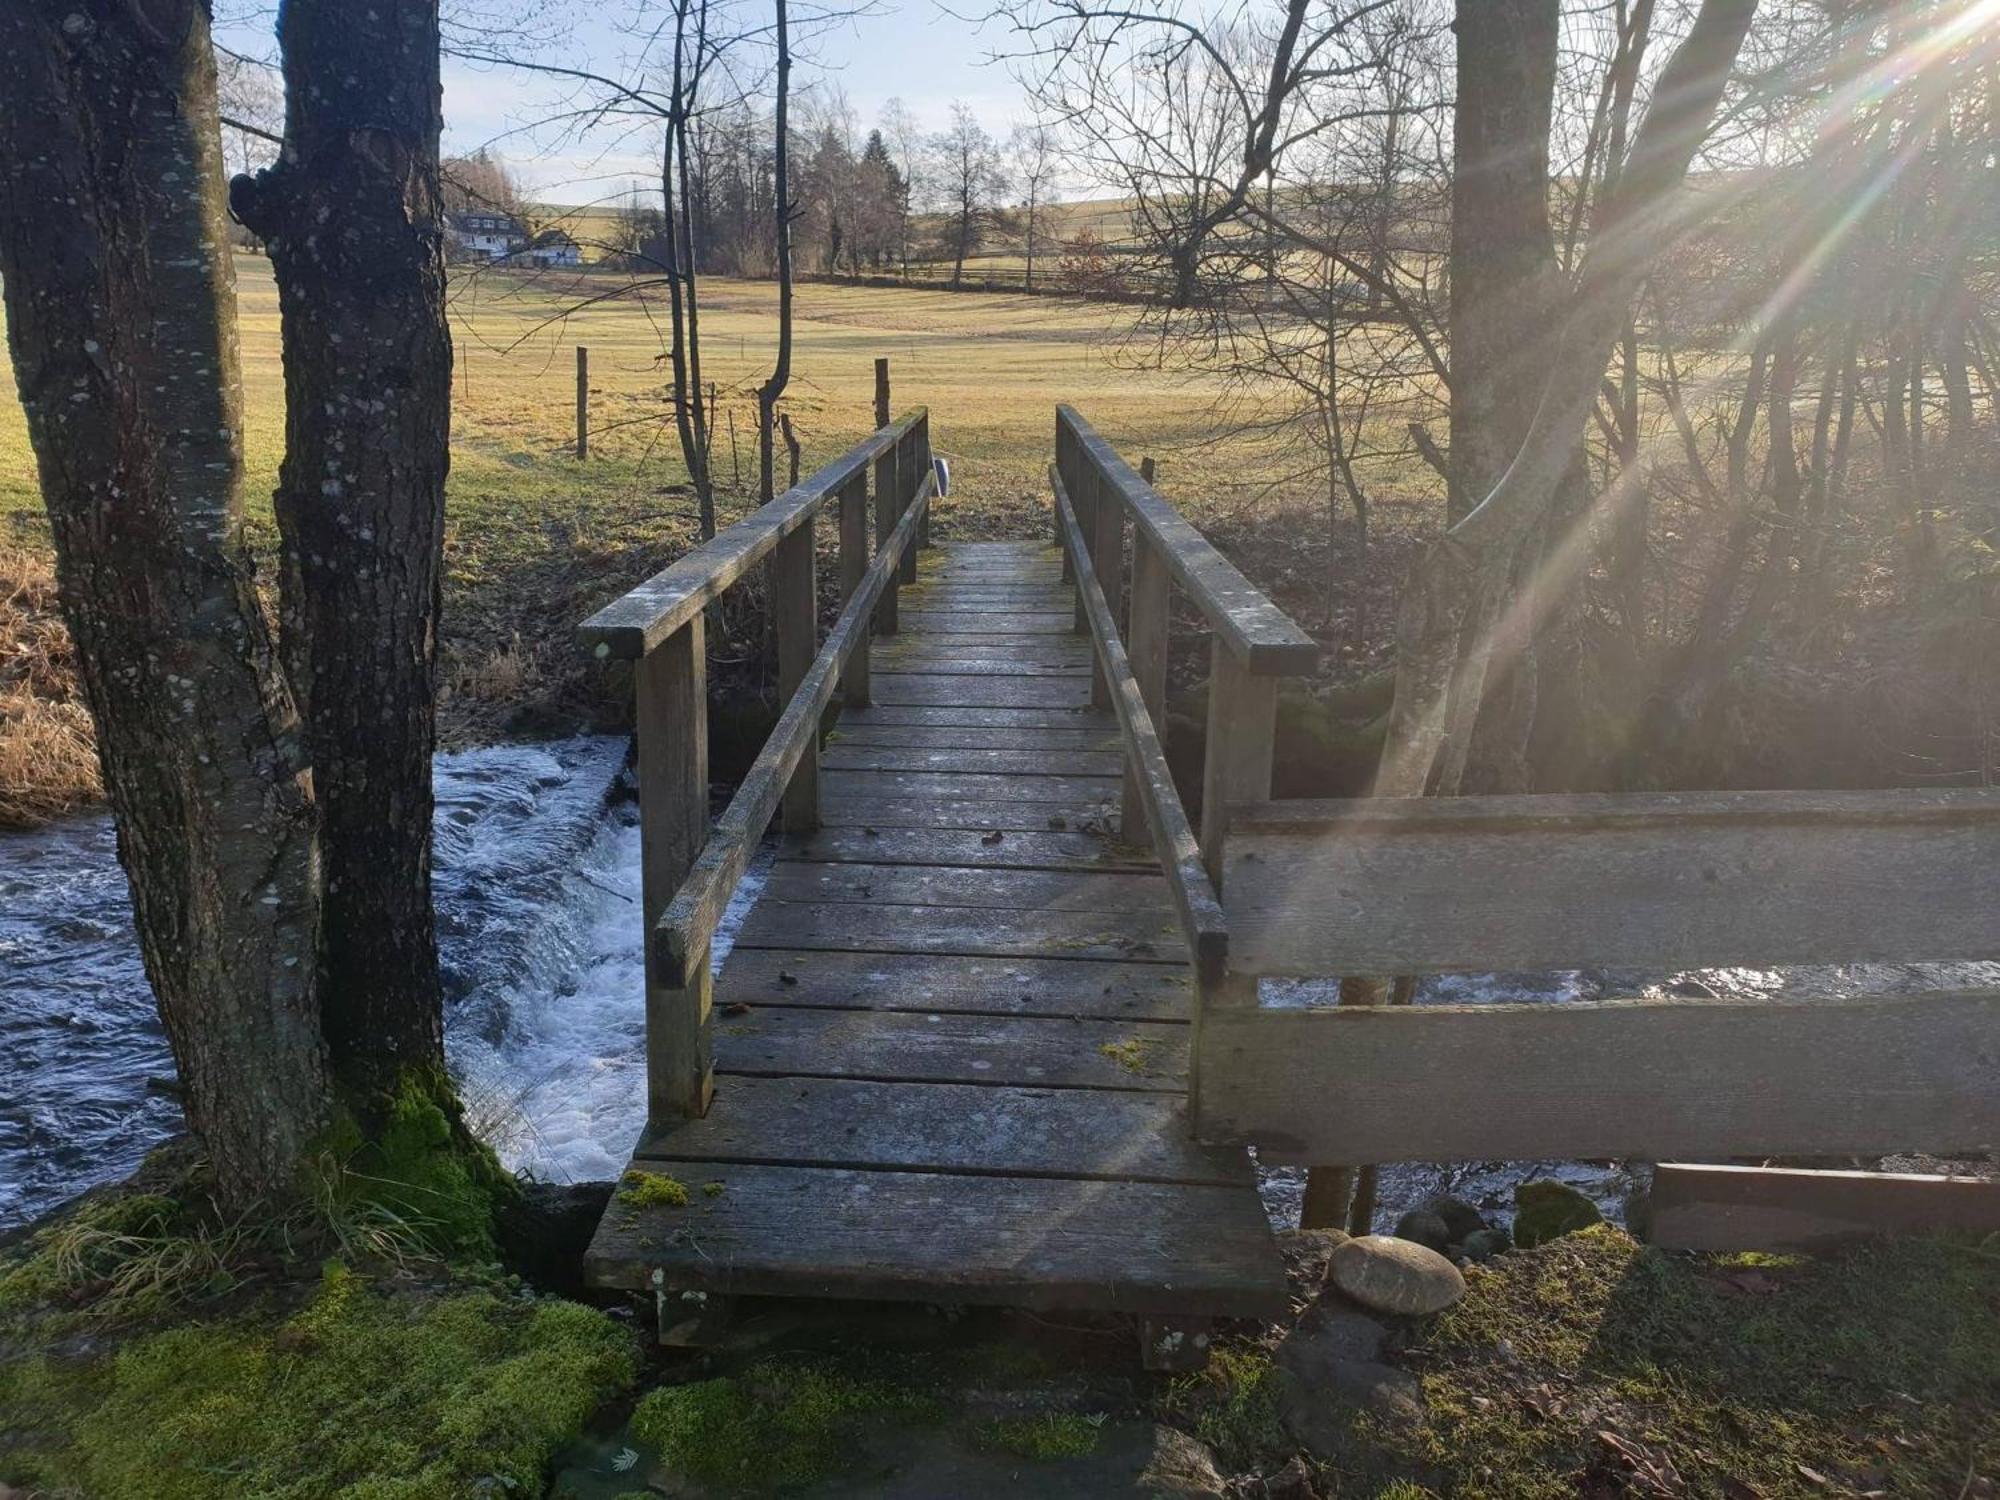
[1459, 1227, 1512, 1263]
[1429, 1195, 1488, 1243]
[1329, 1234, 1466, 1317]
[1392, 1209, 1451, 1254]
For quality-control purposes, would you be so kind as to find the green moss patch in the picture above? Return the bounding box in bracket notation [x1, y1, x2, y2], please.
[976, 1410, 1105, 1460]
[1319, 1224, 2000, 1498]
[1157, 1343, 1288, 1471]
[617, 1170, 690, 1208]
[631, 1358, 942, 1493]
[1, 1261, 637, 1499]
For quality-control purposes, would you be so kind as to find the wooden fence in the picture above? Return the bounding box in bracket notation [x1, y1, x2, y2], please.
[1053, 406, 2000, 1190]
[580, 409, 933, 1128]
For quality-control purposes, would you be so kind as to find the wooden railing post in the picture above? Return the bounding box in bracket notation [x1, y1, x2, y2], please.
[774, 515, 819, 829]
[874, 357, 890, 429]
[1088, 472, 1123, 710]
[575, 345, 589, 460]
[638, 616, 712, 1125]
[915, 411, 933, 552]
[874, 430, 899, 635]
[1124, 531, 1170, 839]
[1199, 641, 1277, 887]
[838, 470, 870, 706]
[1056, 414, 1075, 582]
[897, 425, 921, 585]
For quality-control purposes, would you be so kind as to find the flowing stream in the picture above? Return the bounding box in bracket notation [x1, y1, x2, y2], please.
[3, 738, 1993, 1236]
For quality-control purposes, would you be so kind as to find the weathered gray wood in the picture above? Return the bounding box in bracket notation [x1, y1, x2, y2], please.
[637, 1077, 1244, 1185]
[897, 610, 1076, 635]
[821, 745, 1122, 777]
[897, 593, 1076, 611]
[653, 479, 932, 988]
[773, 514, 819, 829]
[874, 425, 900, 635]
[714, 1008, 1188, 1090]
[837, 470, 869, 707]
[1089, 466, 1123, 710]
[1125, 531, 1171, 840]
[898, 424, 921, 584]
[838, 703, 1110, 730]
[1223, 788, 2000, 977]
[876, 642, 1092, 666]
[585, 1162, 1287, 1317]
[1199, 640, 1277, 886]
[638, 616, 713, 1121]
[1647, 1163, 2000, 1252]
[785, 825, 1154, 871]
[865, 659, 1089, 678]
[717, 949, 1192, 1019]
[871, 673, 1091, 708]
[1193, 991, 2000, 1163]
[1054, 465, 1230, 989]
[734, 899, 1185, 962]
[819, 795, 1120, 832]
[821, 768, 1120, 804]
[763, 862, 1167, 913]
[826, 724, 1120, 753]
[1056, 406, 1318, 675]
[575, 345, 589, 459]
[584, 409, 925, 658]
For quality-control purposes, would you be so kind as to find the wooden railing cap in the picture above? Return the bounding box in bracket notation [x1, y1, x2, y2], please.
[580, 408, 927, 659]
[1055, 404, 1318, 677]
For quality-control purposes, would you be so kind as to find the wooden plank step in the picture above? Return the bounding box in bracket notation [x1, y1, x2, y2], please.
[870, 673, 1091, 708]
[763, 861, 1168, 912]
[863, 659, 1087, 678]
[876, 640, 1091, 661]
[836, 704, 1112, 730]
[822, 769, 1118, 804]
[636, 1077, 1239, 1185]
[819, 796, 1118, 832]
[901, 597, 1077, 613]
[716, 950, 1191, 1020]
[898, 611, 1074, 634]
[821, 746, 1122, 777]
[786, 825, 1153, 871]
[825, 725, 1120, 752]
[586, 1163, 1285, 1317]
[714, 1008, 1188, 1090]
[734, 899, 1184, 962]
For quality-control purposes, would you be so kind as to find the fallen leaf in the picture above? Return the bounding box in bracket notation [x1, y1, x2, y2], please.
[722, 1001, 751, 1016]
[981, 829, 1004, 845]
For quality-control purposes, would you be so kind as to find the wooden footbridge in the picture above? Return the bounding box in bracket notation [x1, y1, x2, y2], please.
[581, 401, 2000, 1350]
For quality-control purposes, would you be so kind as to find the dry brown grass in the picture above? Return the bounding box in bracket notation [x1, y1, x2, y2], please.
[0, 543, 99, 828]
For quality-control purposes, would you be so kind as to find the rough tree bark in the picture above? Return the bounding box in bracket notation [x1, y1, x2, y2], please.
[230, 0, 454, 1098]
[0, 0, 330, 1204]
[756, 0, 794, 504]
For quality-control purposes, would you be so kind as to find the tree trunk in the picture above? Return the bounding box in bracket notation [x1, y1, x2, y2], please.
[230, 0, 453, 1098]
[0, 0, 329, 1205]
[757, 0, 793, 505]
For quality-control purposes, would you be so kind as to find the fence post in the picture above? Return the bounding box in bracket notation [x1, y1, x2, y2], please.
[1056, 412, 1075, 582]
[1199, 642, 1277, 887]
[874, 430, 900, 635]
[915, 410, 933, 552]
[575, 345, 589, 461]
[897, 426, 921, 585]
[1123, 466, 1170, 840]
[874, 357, 890, 430]
[637, 617, 712, 1125]
[1088, 471, 1123, 710]
[774, 516, 819, 830]
[838, 471, 871, 706]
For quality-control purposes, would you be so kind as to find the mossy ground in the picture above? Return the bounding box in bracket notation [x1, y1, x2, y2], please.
[1301, 1224, 2000, 1498]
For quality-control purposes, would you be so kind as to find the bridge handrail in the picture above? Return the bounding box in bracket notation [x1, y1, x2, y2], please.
[1051, 464, 1226, 989]
[1055, 405, 1317, 675]
[581, 408, 927, 659]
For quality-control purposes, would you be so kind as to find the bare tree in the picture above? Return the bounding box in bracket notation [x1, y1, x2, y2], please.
[1010, 119, 1061, 289]
[757, 0, 796, 501]
[932, 102, 1012, 286]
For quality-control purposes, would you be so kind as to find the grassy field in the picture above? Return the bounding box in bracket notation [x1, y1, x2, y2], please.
[6, 256, 1376, 824]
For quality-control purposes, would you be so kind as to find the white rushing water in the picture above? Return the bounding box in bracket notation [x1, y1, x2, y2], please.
[3, 738, 1993, 1236]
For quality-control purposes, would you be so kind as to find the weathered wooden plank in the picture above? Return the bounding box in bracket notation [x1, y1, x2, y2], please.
[1125, 531, 1171, 840]
[821, 768, 1120, 804]
[636, 1077, 1245, 1186]
[1056, 406, 1318, 675]
[1200, 639, 1277, 886]
[733, 899, 1185, 962]
[582, 409, 925, 658]
[762, 861, 1168, 912]
[652, 481, 932, 987]
[837, 470, 870, 707]
[871, 673, 1091, 708]
[876, 642, 1091, 666]
[819, 795, 1119, 832]
[773, 513, 819, 829]
[898, 611, 1076, 634]
[1224, 788, 2000, 977]
[716, 949, 1192, 1019]
[1193, 991, 2000, 1164]
[820, 745, 1123, 777]
[714, 1008, 1188, 1090]
[837, 704, 1111, 730]
[824, 724, 1120, 752]
[785, 825, 1154, 871]
[1647, 1163, 2000, 1252]
[585, 1163, 1287, 1317]
[864, 658, 1089, 678]
[637, 616, 713, 1121]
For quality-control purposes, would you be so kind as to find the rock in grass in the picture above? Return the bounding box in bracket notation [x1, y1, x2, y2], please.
[1512, 1180, 1603, 1248]
[1459, 1227, 1512, 1263]
[1329, 1234, 1465, 1317]
[1139, 1426, 1227, 1496]
[1275, 1227, 1350, 1293]
[1429, 1195, 1487, 1243]
[1392, 1209, 1451, 1254]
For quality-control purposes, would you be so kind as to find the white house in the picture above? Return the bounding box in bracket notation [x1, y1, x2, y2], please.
[448, 211, 527, 262]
